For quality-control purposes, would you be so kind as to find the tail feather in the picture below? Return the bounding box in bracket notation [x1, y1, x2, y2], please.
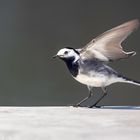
[122, 76, 140, 86]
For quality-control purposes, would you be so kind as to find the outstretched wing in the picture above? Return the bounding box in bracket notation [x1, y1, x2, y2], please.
[79, 19, 139, 62]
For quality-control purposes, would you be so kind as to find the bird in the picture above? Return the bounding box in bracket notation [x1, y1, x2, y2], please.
[53, 19, 140, 108]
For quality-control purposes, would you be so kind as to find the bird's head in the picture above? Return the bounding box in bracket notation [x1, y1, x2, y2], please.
[53, 47, 80, 62]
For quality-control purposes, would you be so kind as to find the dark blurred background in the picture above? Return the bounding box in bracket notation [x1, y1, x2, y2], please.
[0, 0, 140, 106]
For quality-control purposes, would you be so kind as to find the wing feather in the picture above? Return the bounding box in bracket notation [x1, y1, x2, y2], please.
[80, 19, 139, 61]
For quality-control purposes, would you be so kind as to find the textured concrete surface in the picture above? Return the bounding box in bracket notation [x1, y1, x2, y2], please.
[0, 106, 140, 140]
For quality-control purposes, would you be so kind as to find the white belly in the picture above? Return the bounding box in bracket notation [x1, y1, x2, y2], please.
[74, 73, 121, 87]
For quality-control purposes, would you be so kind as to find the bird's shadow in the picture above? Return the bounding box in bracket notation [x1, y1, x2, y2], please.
[98, 106, 140, 110]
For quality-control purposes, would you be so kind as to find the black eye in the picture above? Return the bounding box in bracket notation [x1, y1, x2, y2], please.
[64, 51, 68, 54]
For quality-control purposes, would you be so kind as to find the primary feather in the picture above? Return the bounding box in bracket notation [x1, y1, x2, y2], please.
[79, 19, 139, 62]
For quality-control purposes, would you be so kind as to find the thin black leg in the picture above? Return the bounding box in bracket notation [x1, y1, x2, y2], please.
[75, 87, 93, 107]
[89, 87, 107, 108]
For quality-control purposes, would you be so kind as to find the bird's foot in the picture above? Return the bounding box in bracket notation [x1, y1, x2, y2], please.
[67, 103, 101, 108]
[88, 104, 101, 108]
[73, 103, 84, 107]
[67, 103, 84, 107]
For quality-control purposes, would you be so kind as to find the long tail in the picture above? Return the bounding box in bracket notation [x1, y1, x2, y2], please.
[121, 76, 140, 86]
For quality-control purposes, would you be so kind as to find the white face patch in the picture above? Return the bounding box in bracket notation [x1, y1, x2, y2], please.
[57, 48, 80, 62]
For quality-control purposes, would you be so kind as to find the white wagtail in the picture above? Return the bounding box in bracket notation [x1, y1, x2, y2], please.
[53, 19, 140, 108]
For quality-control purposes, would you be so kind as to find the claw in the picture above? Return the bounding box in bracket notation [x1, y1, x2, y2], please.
[89, 105, 101, 108]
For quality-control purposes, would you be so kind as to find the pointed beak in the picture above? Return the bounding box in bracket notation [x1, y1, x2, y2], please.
[53, 54, 64, 59]
[52, 55, 58, 59]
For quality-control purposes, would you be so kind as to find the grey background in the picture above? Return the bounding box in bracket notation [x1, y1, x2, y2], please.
[0, 0, 140, 106]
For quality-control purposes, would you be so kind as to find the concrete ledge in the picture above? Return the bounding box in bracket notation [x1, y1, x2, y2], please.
[0, 106, 140, 140]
